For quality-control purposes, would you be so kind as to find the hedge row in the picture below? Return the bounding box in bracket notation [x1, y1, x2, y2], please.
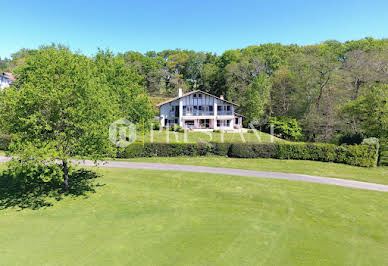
[380, 139, 388, 166]
[118, 142, 379, 167]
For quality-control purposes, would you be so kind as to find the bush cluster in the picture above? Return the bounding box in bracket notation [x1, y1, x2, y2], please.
[0, 134, 11, 150]
[118, 142, 379, 167]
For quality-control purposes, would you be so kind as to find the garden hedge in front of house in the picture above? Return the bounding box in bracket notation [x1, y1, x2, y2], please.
[118, 142, 379, 167]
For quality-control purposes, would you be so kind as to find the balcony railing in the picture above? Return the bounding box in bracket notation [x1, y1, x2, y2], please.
[183, 111, 214, 116]
[217, 111, 233, 116]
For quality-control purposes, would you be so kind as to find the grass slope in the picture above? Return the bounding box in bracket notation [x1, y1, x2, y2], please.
[0, 167, 388, 265]
[137, 129, 282, 143]
[126, 156, 388, 185]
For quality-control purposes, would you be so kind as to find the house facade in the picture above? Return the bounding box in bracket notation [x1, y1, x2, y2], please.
[0, 72, 15, 90]
[157, 89, 243, 131]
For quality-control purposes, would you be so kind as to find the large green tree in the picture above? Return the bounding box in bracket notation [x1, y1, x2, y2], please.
[0, 45, 152, 189]
[342, 84, 388, 139]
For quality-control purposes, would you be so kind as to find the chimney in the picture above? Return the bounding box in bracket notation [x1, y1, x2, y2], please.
[220, 95, 224, 100]
[178, 88, 183, 97]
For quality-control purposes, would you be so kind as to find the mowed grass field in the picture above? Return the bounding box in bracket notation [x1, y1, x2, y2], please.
[136, 129, 283, 143]
[0, 166, 388, 265]
[125, 156, 388, 185]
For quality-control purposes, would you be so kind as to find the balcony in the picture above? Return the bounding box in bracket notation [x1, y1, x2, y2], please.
[217, 111, 233, 116]
[183, 111, 214, 116]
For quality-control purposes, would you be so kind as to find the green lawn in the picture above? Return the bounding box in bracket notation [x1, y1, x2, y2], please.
[126, 156, 388, 185]
[137, 129, 283, 143]
[0, 167, 387, 265]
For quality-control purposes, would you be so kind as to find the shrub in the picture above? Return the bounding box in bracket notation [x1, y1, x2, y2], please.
[152, 122, 160, 130]
[362, 137, 380, 149]
[338, 132, 364, 145]
[227, 142, 377, 167]
[0, 134, 11, 150]
[266, 116, 303, 141]
[121, 143, 212, 158]
[378, 138, 388, 166]
[211, 143, 231, 156]
[228, 143, 278, 158]
[118, 142, 378, 167]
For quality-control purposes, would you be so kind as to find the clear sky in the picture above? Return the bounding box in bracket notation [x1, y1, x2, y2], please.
[1, 0, 387, 58]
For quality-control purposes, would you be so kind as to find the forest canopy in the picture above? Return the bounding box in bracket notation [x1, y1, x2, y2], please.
[1, 37, 388, 143]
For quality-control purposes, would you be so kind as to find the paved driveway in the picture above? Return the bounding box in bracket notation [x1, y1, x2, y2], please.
[1, 156, 387, 192]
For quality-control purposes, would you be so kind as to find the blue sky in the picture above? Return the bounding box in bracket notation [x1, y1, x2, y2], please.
[1, 0, 387, 58]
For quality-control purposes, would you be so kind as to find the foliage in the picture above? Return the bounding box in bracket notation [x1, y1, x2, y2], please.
[0, 45, 153, 189]
[266, 116, 303, 140]
[243, 73, 271, 123]
[338, 132, 364, 145]
[0, 135, 11, 150]
[118, 142, 378, 167]
[342, 84, 388, 139]
[379, 138, 388, 166]
[2, 37, 388, 146]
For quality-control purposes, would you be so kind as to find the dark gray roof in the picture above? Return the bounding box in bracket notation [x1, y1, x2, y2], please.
[156, 90, 239, 107]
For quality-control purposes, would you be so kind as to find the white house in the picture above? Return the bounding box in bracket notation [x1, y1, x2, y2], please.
[0, 72, 15, 90]
[157, 89, 243, 131]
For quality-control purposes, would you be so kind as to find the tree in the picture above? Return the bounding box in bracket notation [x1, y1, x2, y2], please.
[242, 73, 271, 124]
[0, 45, 130, 190]
[343, 49, 388, 99]
[342, 84, 388, 139]
[94, 50, 154, 127]
[270, 66, 296, 116]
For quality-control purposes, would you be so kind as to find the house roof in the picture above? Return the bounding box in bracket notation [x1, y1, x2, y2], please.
[2, 72, 15, 81]
[235, 113, 246, 118]
[156, 90, 239, 107]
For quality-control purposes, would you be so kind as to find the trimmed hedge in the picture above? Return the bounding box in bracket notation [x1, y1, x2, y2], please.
[380, 139, 388, 166]
[118, 142, 379, 167]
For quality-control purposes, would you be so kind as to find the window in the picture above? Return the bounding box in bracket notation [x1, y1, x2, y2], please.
[200, 119, 210, 128]
[209, 106, 213, 111]
[171, 106, 175, 112]
[235, 118, 239, 124]
[226, 106, 231, 111]
[198, 106, 202, 110]
[185, 120, 194, 126]
[217, 106, 221, 111]
[226, 120, 231, 126]
[217, 120, 220, 127]
[198, 94, 202, 98]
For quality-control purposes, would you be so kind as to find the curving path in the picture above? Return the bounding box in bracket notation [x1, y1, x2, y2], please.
[1, 156, 387, 192]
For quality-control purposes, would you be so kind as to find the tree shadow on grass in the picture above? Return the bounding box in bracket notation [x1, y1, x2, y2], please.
[0, 168, 105, 210]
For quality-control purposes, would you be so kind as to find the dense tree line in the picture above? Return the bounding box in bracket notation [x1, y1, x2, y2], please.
[2, 37, 388, 142]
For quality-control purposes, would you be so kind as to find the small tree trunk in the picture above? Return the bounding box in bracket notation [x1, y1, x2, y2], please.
[62, 160, 69, 191]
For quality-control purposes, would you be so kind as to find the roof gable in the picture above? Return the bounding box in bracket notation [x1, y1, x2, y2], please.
[156, 90, 239, 107]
